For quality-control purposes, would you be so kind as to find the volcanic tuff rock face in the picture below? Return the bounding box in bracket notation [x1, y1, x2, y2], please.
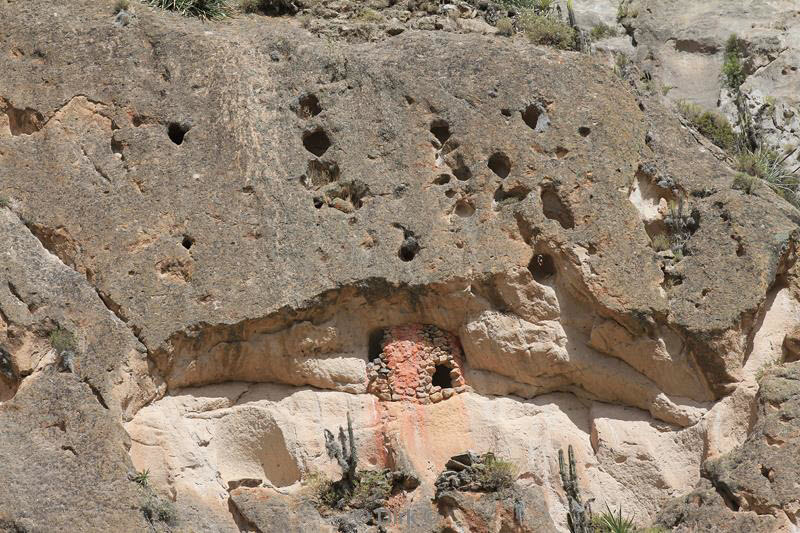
[2, 0, 800, 532]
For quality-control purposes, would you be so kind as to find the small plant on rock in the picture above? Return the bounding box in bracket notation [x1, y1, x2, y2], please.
[476, 452, 516, 492]
[592, 504, 636, 533]
[147, 0, 230, 19]
[520, 10, 576, 50]
[496, 17, 514, 37]
[722, 34, 746, 91]
[736, 146, 800, 206]
[590, 22, 618, 41]
[732, 172, 758, 195]
[49, 327, 77, 355]
[677, 101, 736, 150]
[114, 0, 131, 13]
[132, 469, 150, 487]
[0, 196, 9, 208]
[140, 490, 177, 525]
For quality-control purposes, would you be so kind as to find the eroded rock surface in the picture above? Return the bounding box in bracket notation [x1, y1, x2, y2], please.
[1, 1, 800, 532]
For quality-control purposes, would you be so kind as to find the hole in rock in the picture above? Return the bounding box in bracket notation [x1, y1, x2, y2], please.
[181, 235, 194, 249]
[301, 159, 340, 190]
[578, 126, 591, 137]
[555, 146, 569, 159]
[368, 329, 385, 362]
[529, 254, 556, 282]
[313, 196, 324, 209]
[434, 174, 452, 185]
[432, 365, 453, 389]
[296, 93, 322, 118]
[494, 185, 530, 207]
[445, 189, 457, 198]
[488, 152, 511, 179]
[4, 104, 45, 136]
[541, 186, 575, 229]
[430, 119, 451, 145]
[451, 154, 472, 181]
[521, 103, 549, 132]
[501, 108, 512, 117]
[454, 200, 475, 218]
[302, 128, 331, 157]
[167, 122, 190, 145]
[399, 237, 419, 262]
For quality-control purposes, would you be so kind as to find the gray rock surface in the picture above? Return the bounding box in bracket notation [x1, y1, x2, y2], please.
[1, 1, 800, 532]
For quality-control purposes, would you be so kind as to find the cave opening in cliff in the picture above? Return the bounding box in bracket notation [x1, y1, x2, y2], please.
[368, 329, 385, 362]
[432, 364, 452, 389]
[529, 253, 556, 282]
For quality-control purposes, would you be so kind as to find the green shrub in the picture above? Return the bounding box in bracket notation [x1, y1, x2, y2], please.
[496, 17, 514, 36]
[114, 0, 131, 13]
[722, 34, 746, 91]
[520, 11, 576, 50]
[677, 101, 736, 150]
[303, 469, 392, 510]
[617, 0, 638, 21]
[140, 489, 177, 525]
[0, 196, 9, 208]
[592, 505, 636, 533]
[353, 7, 384, 23]
[499, 0, 552, 13]
[736, 146, 800, 206]
[650, 233, 671, 252]
[146, 0, 230, 19]
[49, 327, 77, 355]
[476, 453, 516, 492]
[132, 469, 150, 487]
[350, 470, 392, 509]
[732, 172, 758, 194]
[590, 22, 618, 41]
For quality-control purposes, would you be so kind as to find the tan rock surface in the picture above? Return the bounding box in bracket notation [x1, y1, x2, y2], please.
[1, 1, 800, 531]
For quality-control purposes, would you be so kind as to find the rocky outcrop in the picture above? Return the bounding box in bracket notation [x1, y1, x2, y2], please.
[1, 1, 800, 532]
[658, 362, 800, 531]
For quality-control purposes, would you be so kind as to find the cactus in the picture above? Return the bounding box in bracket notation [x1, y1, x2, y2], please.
[558, 445, 592, 533]
[566, 0, 588, 52]
[324, 411, 358, 491]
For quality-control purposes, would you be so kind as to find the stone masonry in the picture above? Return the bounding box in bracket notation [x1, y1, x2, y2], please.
[366, 324, 467, 403]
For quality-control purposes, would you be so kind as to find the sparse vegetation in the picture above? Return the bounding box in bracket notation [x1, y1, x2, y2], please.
[732, 172, 758, 195]
[0, 196, 9, 208]
[677, 101, 736, 150]
[735, 146, 800, 206]
[559, 445, 592, 532]
[132, 469, 151, 487]
[520, 10, 576, 50]
[146, 0, 230, 19]
[617, 0, 638, 21]
[722, 34, 746, 91]
[650, 233, 671, 252]
[496, 17, 514, 37]
[349, 470, 392, 509]
[476, 452, 516, 492]
[353, 7, 384, 23]
[140, 490, 177, 525]
[114, 0, 131, 13]
[590, 22, 618, 41]
[49, 327, 77, 355]
[593, 505, 636, 533]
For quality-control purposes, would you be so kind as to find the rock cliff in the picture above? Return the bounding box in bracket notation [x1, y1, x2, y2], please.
[1, 1, 799, 532]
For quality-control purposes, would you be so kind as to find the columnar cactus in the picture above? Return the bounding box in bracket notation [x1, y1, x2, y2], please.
[324, 411, 358, 491]
[558, 445, 592, 533]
